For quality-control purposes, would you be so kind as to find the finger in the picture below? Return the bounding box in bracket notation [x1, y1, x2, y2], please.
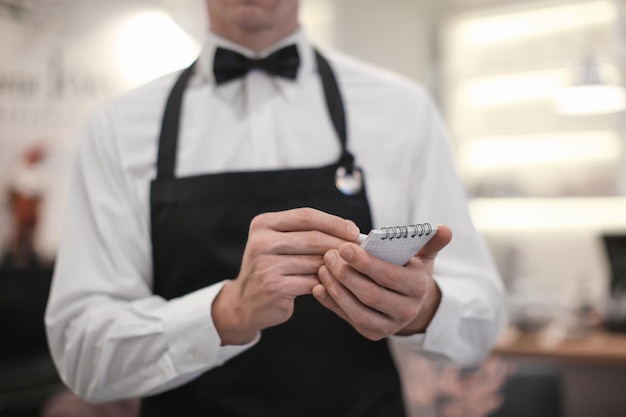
[324, 249, 413, 316]
[277, 254, 327, 275]
[416, 224, 452, 260]
[285, 275, 321, 297]
[251, 254, 325, 276]
[317, 262, 391, 332]
[312, 282, 350, 322]
[336, 243, 420, 295]
[255, 208, 360, 241]
[268, 230, 355, 255]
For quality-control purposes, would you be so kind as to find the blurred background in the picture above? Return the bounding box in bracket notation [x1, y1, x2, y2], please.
[1, 0, 626, 416]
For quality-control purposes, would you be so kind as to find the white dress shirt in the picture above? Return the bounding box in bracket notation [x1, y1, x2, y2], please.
[45, 29, 506, 403]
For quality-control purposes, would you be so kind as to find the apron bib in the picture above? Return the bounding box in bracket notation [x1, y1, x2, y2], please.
[142, 51, 406, 417]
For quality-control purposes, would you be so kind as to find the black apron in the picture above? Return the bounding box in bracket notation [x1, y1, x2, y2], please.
[142, 50, 406, 417]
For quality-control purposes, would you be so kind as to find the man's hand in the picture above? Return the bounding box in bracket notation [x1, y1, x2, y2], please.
[211, 208, 360, 345]
[314, 225, 453, 340]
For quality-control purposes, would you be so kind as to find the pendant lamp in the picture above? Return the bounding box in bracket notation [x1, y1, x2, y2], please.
[553, 53, 626, 116]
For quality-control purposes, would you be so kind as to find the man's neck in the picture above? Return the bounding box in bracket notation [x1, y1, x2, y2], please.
[209, 23, 299, 53]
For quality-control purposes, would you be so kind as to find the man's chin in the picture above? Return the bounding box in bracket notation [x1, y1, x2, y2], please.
[231, 9, 274, 31]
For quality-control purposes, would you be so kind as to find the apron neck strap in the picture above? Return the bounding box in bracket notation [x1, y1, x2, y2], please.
[156, 49, 354, 180]
[156, 63, 195, 180]
[314, 50, 352, 169]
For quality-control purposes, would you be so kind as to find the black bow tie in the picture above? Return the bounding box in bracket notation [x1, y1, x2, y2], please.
[213, 44, 300, 85]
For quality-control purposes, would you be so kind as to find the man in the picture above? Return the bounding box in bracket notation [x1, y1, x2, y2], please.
[45, 1, 506, 416]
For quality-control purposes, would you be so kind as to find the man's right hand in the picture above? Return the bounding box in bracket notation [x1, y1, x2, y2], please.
[211, 207, 360, 345]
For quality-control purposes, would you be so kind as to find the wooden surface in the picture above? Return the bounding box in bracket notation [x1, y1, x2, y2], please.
[494, 326, 626, 365]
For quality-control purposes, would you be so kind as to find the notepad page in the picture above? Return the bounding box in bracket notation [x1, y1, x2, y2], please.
[359, 224, 438, 266]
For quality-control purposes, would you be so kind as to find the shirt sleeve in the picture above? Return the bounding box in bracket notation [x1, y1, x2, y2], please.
[390, 89, 507, 368]
[44, 107, 257, 403]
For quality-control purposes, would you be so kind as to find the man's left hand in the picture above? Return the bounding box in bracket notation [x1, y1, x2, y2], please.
[314, 224, 453, 340]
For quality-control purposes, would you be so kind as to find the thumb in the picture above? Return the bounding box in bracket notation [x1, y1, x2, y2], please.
[417, 224, 452, 260]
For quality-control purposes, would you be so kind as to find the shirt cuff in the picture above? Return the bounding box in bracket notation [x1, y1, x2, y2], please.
[161, 282, 258, 375]
[216, 333, 261, 364]
[423, 277, 500, 368]
[390, 283, 455, 363]
[421, 277, 464, 361]
[391, 277, 481, 367]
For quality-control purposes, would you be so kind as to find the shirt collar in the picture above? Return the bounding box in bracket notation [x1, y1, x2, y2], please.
[193, 28, 317, 100]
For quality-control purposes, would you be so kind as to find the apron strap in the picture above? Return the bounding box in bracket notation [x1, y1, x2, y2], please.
[156, 62, 196, 180]
[156, 49, 354, 180]
[314, 51, 353, 170]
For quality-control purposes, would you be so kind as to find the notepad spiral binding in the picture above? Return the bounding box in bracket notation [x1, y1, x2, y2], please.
[379, 223, 433, 240]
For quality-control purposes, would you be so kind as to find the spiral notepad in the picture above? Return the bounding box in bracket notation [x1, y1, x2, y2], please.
[357, 223, 437, 266]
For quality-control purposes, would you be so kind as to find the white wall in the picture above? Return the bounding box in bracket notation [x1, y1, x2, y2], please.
[0, 0, 206, 260]
[329, 0, 440, 88]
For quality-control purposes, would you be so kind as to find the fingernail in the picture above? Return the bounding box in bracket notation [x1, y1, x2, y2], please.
[313, 285, 326, 300]
[325, 250, 337, 264]
[347, 222, 360, 237]
[341, 244, 354, 261]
